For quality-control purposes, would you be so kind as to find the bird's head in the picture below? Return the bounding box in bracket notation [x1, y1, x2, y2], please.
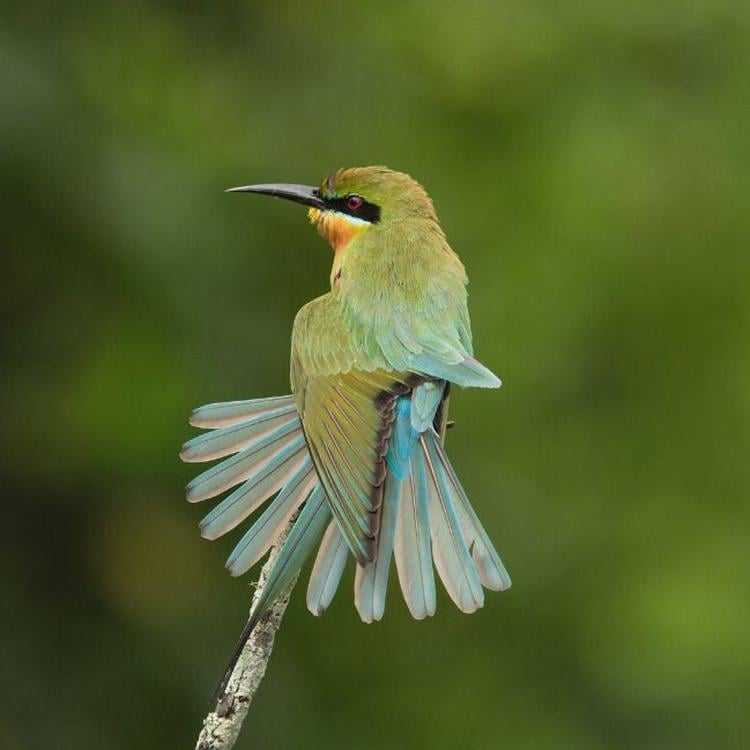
[227, 166, 441, 287]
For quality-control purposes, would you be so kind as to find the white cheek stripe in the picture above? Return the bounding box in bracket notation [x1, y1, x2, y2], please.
[331, 211, 370, 226]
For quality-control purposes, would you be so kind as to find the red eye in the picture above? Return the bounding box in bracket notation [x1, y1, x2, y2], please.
[345, 195, 363, 211]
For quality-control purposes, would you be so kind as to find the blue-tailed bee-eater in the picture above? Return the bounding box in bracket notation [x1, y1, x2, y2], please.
[181, 167, 510, 694]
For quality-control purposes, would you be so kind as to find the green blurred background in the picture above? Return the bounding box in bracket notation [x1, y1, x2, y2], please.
[2, 2, 749, 748]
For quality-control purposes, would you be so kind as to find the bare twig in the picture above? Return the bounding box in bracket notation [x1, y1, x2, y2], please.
[195, 537, 298, 750]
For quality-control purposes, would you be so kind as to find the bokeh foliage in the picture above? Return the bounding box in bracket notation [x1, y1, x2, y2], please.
[1, 2, 749, 748]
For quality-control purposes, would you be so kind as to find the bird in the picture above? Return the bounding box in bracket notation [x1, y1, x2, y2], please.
[181, 166, 510, 696]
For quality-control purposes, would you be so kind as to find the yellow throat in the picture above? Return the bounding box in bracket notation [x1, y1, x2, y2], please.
[308, 208, 370, 288]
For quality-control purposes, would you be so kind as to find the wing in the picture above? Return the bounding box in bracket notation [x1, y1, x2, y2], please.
[291, 295, 415, 563]
[291, 290, 499, 564]
[302, 369, 415, 563]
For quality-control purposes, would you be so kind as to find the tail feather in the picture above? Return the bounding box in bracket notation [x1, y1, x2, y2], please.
[307, 521, 348, 616]
[393, 456, 436, 619]
[186, 425, 303, 503]
[225, 457, 318, 577]
[354, 474, 400, 623]
[248, 485, 330, 616]
[421, 432, 484, 613]
[190, 395, 296, 429]
[438, 451, 512, 592]
[199, 445, 308, 540]
[180, 404, 299, 462]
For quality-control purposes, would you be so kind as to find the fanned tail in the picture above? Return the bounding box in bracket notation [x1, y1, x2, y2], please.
[182, 392, 509, 691]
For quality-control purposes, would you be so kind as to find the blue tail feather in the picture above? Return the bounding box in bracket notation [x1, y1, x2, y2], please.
[307, 521, 349, 615]
[186, 422, 303, 502]
[190, 395, 296, 429]
[225, 457, 317, 576]
[393, 455, 436, 619]
[354, 473, 401, 622]
[387, 397, 417, 480]
[181, 404, 299, 462]
[199, 445, 308, 539]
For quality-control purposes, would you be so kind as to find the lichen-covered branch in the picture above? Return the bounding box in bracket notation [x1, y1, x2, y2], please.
[195, 540, 297, 750]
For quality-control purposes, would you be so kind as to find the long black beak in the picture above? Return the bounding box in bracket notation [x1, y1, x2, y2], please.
[225, 183, 326, 209]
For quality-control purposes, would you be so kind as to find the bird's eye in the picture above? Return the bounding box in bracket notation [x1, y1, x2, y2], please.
[345, 195, 363, 211]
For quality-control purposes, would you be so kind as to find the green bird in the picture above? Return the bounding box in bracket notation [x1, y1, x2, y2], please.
[181, 166, 510, 694]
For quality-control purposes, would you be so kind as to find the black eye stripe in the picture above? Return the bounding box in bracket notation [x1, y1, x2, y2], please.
[325, 195, 381, 224]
